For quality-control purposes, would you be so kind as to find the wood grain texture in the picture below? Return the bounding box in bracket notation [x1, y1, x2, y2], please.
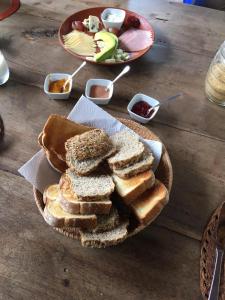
[1, 1, 225, 141]
[0, 170, 201, 300]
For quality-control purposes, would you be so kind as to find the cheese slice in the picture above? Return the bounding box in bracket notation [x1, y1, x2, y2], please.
[63, 30, 96, 57]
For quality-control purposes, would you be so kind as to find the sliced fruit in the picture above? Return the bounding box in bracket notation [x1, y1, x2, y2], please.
[94, 31, 118, 62]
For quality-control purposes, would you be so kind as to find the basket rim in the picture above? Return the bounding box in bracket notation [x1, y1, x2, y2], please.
[33, 117, 173, 242]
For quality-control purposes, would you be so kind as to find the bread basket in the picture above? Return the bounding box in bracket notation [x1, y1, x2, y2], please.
[33, 118, 173, 245]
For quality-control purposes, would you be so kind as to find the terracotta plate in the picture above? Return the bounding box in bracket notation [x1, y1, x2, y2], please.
[58, 7, 155, 65]
[0, 0, 20, 21]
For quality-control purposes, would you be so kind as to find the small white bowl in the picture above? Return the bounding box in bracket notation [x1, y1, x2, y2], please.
[127, 93, 160, 124]
[44, 73, 72, 100]
[101, 8, 126, 30]
[85, 78, 113, 105]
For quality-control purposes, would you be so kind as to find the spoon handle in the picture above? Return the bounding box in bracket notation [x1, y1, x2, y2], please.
[153, 92, 183, 109]
[63, 61, 87, 90]
[70, 61, 86, 79]
[106, 65, 130, 91]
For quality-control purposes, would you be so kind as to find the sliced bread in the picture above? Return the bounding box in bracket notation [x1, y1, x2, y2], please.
[90, 206, 120, 233]
[43, 195, 97, 230]
[66, 146, 116, 176]
[66, 170, 115, 201]
[131, 179, 169, 224]
[65, 129, 113, 161]
[43, 184, 59, 205]
[112, 150, 154, 178]
[39, 114, 92, 161]
[59, 175, 112, 214]
[79, 220, 129, 248]
[113, 170, 155, 205]
[108, 130, 145, 169]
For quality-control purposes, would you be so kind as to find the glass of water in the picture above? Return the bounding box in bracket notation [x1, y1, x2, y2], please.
[0, 51, 9, 85]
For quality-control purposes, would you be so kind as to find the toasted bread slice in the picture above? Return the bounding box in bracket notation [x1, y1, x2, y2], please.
[113, 170, 155, 205]
[66, 146, 116, 176]
[43, 187, 97, 229]
[79, 220, 129, 248]
[39, 114, 92, 161]
[58, 175, 112, 214]
[66, 170, 115, 201]
[45, 150, 68, 173]
[43, 184, 59, 205]
[65, 129, 113, 161]
[108, 130, 144, 169]
[131, 179, 169, 224]
[112, 150, 154, 178]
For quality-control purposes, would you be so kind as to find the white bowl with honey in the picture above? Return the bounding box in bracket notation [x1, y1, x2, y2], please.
[44, 73, 72, 100]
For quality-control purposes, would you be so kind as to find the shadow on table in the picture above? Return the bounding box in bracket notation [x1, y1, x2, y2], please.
[74, 224, 201, 299]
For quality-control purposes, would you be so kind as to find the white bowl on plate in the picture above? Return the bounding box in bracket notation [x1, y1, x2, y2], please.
[101, 8, 126, 30]
[85, 78, 113, 105]
[44, 73, 72, 100]
[127, 93, 160, 124]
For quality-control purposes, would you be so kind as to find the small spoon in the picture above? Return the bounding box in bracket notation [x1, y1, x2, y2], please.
[147, 92, 183, 115]
[62, 61, 87, 92]
[105, 65, 130, 91]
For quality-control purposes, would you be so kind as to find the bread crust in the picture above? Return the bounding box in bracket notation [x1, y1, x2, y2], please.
[131, 179, 169, 224]
[113, 170, 155, 205]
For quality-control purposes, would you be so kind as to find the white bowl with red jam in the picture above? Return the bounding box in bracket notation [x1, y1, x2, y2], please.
[85, 78, 114, 105]
[127, 93, 160, 124]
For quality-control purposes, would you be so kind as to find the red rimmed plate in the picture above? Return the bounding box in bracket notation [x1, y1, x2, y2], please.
[58, 7, 154, 65]
[0, 0, 20, 21]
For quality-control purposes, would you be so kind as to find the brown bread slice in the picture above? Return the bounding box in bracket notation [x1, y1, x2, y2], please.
[43, 185, 97, 230]
[112, 150, 154, 178]
[66, 170, 115, 201]
[112, 170, 155, 205]
[131, 179, 169, 224]
[58, 175, 112, 214]
[44, 198, 97, 229]
[79, 220, 129, 248]
[108, 130, 145, 169]
[89, 206, 120, 233]
[66, 146, 116, 176]
[65, 129, 113, 161]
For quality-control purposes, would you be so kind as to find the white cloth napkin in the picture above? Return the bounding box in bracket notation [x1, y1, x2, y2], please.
[18, 95, 162, 193]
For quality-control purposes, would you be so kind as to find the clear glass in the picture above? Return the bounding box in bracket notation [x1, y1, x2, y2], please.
[0, 51, 9, 85]
[205, 41, 225, 106]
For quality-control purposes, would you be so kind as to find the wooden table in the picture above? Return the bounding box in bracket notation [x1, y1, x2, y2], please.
[0, 1, 224, 299]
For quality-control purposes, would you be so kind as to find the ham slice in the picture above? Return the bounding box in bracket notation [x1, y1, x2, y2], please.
[119, 29, 153, 52]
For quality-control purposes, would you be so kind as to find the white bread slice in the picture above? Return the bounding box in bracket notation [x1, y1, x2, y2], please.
[131, 179, 169, 224]
[79, 220, 129, 248]
[113, 170, 155, 205]
[66, 170, 115, 201]
[112, 151, 154, 178]
[108, 130, 145, 169]
[43, 186, 97, 230]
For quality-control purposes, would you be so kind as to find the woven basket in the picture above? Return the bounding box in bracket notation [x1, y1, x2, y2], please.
[200, 202, 225, 300]
[33, 118, 173, 243]
[0, 115, 4, 142]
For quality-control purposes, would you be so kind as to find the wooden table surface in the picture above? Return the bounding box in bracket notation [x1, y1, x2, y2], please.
[0, 0, 225, 299]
